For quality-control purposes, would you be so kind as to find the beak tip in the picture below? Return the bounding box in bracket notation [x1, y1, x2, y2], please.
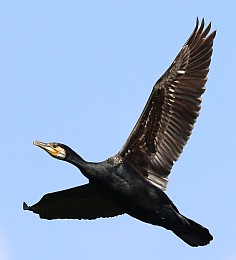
[33, 140, 42, 147]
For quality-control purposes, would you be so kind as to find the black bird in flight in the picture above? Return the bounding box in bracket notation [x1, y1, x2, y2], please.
[24, 18, 216, 247]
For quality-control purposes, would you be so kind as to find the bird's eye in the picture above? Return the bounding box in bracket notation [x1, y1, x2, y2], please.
[52, 143, 58, 148]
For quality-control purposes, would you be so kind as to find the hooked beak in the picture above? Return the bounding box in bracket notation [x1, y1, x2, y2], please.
[33, 140, 60, 158]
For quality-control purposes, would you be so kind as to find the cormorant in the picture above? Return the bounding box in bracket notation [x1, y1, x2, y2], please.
[23, 18, 216, 247]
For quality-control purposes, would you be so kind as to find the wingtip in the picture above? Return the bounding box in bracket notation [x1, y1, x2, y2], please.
[23, 202, 30, 210]
[196, 17, 199, 26]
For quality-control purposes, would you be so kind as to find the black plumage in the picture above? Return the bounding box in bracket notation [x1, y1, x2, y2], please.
[24, 18, 216, 247]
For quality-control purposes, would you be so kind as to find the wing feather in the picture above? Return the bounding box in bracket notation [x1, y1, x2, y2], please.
[117, 18, 216, 191]
[23, 183, 124, 220]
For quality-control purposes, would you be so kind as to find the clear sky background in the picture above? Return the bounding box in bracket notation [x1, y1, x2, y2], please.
[1, 1, 235, 259]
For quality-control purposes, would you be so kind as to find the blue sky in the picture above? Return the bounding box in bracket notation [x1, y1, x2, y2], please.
[1, 1, 235, 259]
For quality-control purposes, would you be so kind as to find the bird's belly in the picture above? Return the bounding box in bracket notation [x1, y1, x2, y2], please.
[91, 163, 172, 224]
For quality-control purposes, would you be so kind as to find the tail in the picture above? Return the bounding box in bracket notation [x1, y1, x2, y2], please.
[172, 215, 213, 247]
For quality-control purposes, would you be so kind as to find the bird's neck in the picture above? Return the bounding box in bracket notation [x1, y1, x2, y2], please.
[65, 149, 95, 177]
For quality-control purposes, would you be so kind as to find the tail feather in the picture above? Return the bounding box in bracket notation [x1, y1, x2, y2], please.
[172, 215, 213, 247]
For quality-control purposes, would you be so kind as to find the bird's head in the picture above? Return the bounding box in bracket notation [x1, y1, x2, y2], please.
[33, 140, 68, 160]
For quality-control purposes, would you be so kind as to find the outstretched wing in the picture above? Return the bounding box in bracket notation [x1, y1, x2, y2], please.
[23, 183, 124, 220]
[117, 18, 216, 191]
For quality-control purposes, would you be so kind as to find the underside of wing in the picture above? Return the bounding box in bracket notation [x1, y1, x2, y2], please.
[23, 183, 124, 220]
[118, 18, 216, 191]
